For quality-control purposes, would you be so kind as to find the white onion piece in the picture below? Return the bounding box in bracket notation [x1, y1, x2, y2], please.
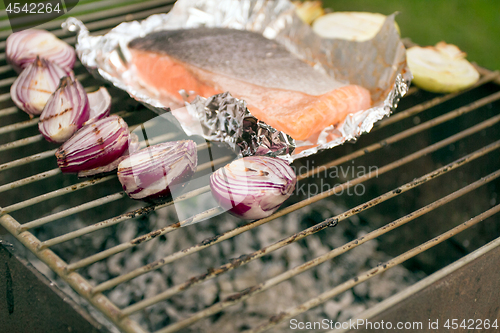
[6, 29, 76, 73]
[77, 133, 139, 177]
[210, 156, 296, 220]
[312, 12, 399, 41]
[39, 76, 90, 143]
[56, 115, 130, 173]
[11, 57, 70, 117]
[406, 42, 480, 93]
[83, 87, 112, 126]
[293, 1, 324, 25]
[118, 140, 198, 201]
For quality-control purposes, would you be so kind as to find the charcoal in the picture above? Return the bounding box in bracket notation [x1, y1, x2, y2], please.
[23, 197, 422, 333]
[323, 300, 342, 319]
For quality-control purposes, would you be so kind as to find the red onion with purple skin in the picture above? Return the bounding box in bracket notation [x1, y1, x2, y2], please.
[11, 56, 70, 117]
[56, 115, 130, 173]
[77, 133, 139, 177]
[83, 87, 112, 126]
[6, 29, 76, 73]
[210, 156, 296, 220]
[39, 76, 90, 143]
[117, 140, 198, 200]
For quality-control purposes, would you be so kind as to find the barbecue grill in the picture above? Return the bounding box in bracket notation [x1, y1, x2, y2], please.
[1, 1, 500, 332]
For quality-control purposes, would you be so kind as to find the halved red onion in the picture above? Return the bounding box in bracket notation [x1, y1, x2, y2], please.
[11, 56, 70, 117]
[6, 29, 76, 73]
[83, 87, 112, 126]
[39, 76, 90, 143]
[77, 133, 139, 177]
[117, 140, 198, 200]
[56, 115, 130, 173]
[210, 156, 296, 220]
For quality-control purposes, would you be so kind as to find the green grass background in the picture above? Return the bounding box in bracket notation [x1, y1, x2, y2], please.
[324, 0, 500, 70]
[0, 0, 147, 26]
[1, 0, 499, 70]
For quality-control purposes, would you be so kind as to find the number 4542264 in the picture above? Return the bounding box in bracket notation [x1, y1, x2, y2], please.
[444, 319, 498, 330]
[6, 2, 62, 14]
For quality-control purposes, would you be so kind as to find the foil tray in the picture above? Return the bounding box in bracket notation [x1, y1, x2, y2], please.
[64, 0, 411, 162]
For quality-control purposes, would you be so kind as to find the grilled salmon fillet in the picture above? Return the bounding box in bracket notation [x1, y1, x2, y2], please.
[128, 28, 371, 140]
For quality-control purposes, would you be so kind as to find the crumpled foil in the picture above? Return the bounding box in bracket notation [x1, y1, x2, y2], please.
[63, 0, 411, 162]
[175, 92, 295, 157]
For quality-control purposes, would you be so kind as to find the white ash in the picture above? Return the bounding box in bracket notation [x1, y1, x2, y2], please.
[17, 198, 424, 333]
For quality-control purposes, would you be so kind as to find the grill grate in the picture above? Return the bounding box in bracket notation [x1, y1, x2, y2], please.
[1, 1, 500, 332]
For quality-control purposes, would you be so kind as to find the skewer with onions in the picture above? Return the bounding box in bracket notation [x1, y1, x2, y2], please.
[7, 28, 298, 221]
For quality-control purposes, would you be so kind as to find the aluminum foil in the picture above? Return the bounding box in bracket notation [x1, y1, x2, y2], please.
[172, 92, 295, 157]
[63, 0, 411, 162]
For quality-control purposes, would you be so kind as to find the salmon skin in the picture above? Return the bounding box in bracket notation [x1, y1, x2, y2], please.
[128, 28, 371, 140]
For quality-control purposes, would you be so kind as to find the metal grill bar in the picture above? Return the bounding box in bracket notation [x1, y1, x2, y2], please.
[341, 232, 500, 333]
[0, 7, 175, 65]
[0, 26, 494, 145]
[24, 193, 127, 229]
[476, 65, 500, 84]
[1, 82, 497, 231]
[249, 203, 500, 333]
[0, 62, 83, 91]
[0, 168, 61, 193]
[0, 0, 144, 29]
[0, 76, 15, 87]
[0, 131, 181, 195]
[21, 90, 496, 256]
[0, 73, 450, 206]
[87, 111, 500, 292]
[156, 171, 500, 333]
[1, 103, 128, 152]
[0, 118, 185, 228]
[404, 86, 418, 96]
[62, 94, 500, 273]
[0, 107, 132, 146]
[0, 111, 133, 172]
[374, 70, 500, 130]
[298, 90, 500, 180]
[0, 0, 174, 39]
[0, 65, 488, 143]
[0, 106, 17, 117]
[0, 117, 39, 134]
[0, 65, 13, 74]
[59, 205, 222, 270]
[0, 71, 91, 123]
[0, 84, 97, 107]
[0, 214, 147, 333]
[1, 4, 499, 333]
[2, 175, 115, 220]
[0, 85, 496, 252]
[1, 4, 174, 52]
[16, 155, 230, 232]
[0, 149, 58, 171]
[0, 72, 89, 89]
[0, 134, 44, 152]
[38, 185, 213, 249]
[0, 54, 495, 190]
[138, 132, 179, 149]
[120, 140, 500, 316]
[0, 93, 14, 103]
